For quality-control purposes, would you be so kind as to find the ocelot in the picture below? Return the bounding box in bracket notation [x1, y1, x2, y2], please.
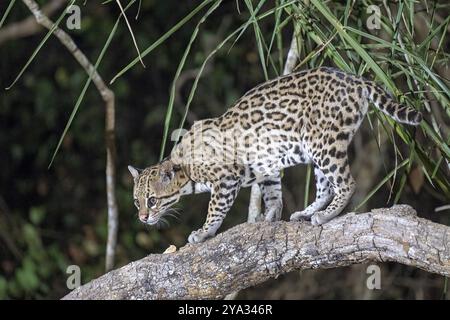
[128, 67, 422, 244]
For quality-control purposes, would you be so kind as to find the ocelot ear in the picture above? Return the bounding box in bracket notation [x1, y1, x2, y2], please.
[159, 161, 180, 184]
[127, 165, 142, 180]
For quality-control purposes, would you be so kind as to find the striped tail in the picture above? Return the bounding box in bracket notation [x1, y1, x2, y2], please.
[365, 82, 423, 125]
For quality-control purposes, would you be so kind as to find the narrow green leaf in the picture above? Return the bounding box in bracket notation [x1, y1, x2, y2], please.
[310, 0, 395, 92]
[227, 0, 266, 55]
[303, 164, 312, 209]
[6, 0, 76, 90]
[266, 0, 283, 69]
[172, 0, 297, 151]
[417, 15, 450, 50]
[393, 144, 415, 204]
[159, 0, 223, 160]
[0, 0, 16, 29]
[49, 0, 136, 167]
[244, 0, 269, 80]
[110, 0, 213, 84]
[114, 0, 145, 67]
[354, 159, 409, 211]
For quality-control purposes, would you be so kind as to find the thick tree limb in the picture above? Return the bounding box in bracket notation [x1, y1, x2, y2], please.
[21, 0, 119, 271]
[63, 205, 450, 300]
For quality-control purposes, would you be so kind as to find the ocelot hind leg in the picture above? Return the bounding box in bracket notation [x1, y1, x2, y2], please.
[309, 147, 356, 226]
[259, 176, 283, 222]
[290, 166, 334, 221]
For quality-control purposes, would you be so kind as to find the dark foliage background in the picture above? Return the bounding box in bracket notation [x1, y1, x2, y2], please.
[0, 0, 449, 299]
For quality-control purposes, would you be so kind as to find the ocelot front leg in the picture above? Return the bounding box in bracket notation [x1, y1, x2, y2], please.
[259, 176, 283, 222]
[188, 178, 241, 244]
[290, 166, 333, 221]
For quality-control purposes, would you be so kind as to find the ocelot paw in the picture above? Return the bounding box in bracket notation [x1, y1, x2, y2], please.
[310, 211, 329, 226]
[188, 228, 213, 244]
[264, 208, 282, 222]
[289, 210, 313, 221]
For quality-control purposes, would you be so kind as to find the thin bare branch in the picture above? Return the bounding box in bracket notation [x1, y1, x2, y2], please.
[0, 0, 65, 45]
[283, 31, 299, 76]
[20, 0, 119, 272]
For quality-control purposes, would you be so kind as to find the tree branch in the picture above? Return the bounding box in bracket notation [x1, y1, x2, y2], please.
[21, 0, 119, 271]
[0, 0, 66, 46]
[63, 205, 450, 300]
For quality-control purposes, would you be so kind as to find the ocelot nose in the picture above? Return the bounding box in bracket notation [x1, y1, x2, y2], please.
[139, 211, 149, 222]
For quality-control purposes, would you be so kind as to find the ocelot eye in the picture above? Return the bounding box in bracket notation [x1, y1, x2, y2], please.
[147, 197, 157, 208]
[134, 199, 140, 209]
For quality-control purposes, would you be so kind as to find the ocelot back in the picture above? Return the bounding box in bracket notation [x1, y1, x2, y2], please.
[128, 67, 422, 244]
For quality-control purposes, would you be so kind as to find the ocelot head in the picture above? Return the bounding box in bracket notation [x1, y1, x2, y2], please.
[128, 160, 189, 225]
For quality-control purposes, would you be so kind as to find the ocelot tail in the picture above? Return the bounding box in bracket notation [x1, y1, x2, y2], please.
[128, 67, 422, 244]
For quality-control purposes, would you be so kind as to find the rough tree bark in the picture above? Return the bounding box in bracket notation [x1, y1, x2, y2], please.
[63, 205, 450, 300]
